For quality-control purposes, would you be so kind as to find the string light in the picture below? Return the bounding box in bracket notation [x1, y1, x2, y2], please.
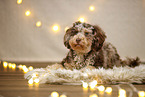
[97, 85, 105, 92]
[17, 0, 22, 4]
[51, 91, 59, 97]
[138, 91, 145, 97]
[32, 73, 38, 78]
[34, 78, 39, 83]
[3, 61, 8, 68]
[119, 89, 126, 97]
[89, 94, 98, 97]
[82, 81, 88, 89]
[89, 5, 95, 11]
[22, 65, 29, 73]
[36, 21, 42, 27]
[18, 64, 23, 69]
[25, 10, 31, 16]
[60, 94, 67, 97]
[78, 17, 85, 23]
[52, 24, 59, 32]
[12, 63, 16, 69]
[28, 66, 33, 71]
[28, 78, 34, 84]
[8, 63, 12, 68]
[89, 80, 97, 90]
[105, 87, 112, 94]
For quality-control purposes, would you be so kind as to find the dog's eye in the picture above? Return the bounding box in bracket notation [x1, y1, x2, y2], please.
[85, 32, 89, 36]
[71, 29, 77, 35]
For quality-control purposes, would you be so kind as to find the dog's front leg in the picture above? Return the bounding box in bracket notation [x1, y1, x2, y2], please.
[80, 65, 96, 71]
[46, 63, 64, 70]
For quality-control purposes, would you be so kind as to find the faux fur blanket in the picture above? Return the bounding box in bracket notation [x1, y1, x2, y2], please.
[24, 64, 145, 84]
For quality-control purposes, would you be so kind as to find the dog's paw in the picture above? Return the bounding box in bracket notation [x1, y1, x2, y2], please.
[46, 63, 64, 70]
[80, 65, 96, 72]
[64, 63, 74, 70]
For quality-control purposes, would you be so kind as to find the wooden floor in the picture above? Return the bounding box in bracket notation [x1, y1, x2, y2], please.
[0, 61, 144, 97]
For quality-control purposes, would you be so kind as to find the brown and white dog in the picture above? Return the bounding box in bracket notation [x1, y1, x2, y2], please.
[48, 21, 140, 70]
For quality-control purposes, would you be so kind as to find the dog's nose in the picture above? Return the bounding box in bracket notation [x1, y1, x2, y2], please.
[76, 38, 81, 43]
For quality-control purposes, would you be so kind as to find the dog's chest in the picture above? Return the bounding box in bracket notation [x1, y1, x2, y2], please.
[72, 51, 97, 69]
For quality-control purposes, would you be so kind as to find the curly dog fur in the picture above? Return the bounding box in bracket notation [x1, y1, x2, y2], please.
[59, 21, 140, 70]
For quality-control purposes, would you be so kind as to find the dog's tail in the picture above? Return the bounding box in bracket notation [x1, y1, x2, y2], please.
[121, 57, 141, 67]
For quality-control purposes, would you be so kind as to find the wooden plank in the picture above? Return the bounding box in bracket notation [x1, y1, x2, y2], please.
[0, 62, 144, 97]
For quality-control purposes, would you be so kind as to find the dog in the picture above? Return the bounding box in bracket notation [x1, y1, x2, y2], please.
[47, 21, 140, 70]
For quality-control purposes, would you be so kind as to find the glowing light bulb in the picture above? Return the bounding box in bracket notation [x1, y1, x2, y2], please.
[98, 85, 105, 92]
[78, 17, 85, 23]
[82, 81, 88, 89]
[89, 80, 98, 90]
[34, 78, 39, 83]
[32, 73, 38, 78]
[51, 91, 59, 97]
[60, 94, 67, 97]
[52, 24, 59, 32]
[18, 64, 23, 69]
[138, 91, 145, 97]
[17, 0, 22, 4]
[28, 78, 33, 84]
[8, 63, 12, 68]
[3, 61, 8, 68]
[119, 89, 126, 97]
[25, 10, 31, 16]
[89, 94, 98, 97]
[29, 66, 33, 71]
[89, 6, 95, 11]
[24, 68, 28, 73]
[105, 87, 112, 94]
[22, 65, 26, 69]
[22, 65, 28, 73]
[36, 21, 42, 27]
[12, 64, 16, 69]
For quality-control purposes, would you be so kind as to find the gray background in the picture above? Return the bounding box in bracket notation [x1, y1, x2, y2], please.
[0, 0, 145, 62]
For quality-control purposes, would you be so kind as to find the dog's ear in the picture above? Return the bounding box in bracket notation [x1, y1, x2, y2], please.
[64, 28, 71, 49]
[92, 25, 106, 51]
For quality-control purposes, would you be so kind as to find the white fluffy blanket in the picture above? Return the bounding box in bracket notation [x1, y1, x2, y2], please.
[24, 64, 145, 84]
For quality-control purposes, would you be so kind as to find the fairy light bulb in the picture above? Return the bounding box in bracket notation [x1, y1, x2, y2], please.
[36, 21, 42, 27]
[119, 89, 126, 97]
[78, 17, 85, 23]
[138, 91, 145, 97]
[105, 87, 112, 94]
[32, 73, 38, 78]
[89, 94, 98, 97]
[60, 94, 67, 97]
[12, 63, 16, 69]
[17, 0, 22, 4]
[8, 63, 12, 68]
[34, 78, 39, 83]
[52, 24, 59, 32]
[3, 61, 8, 68]
[18, 64, 23, 69]
[22, 65, 28, 73]
[25, 10, 31, 16]
[89, 80, 98, 90]
[24, 68, 28, 73]
[28, 78, 33, 84]
[51, 91, 59, 97]
[22, 65, 27, 70]
[29, 66, 33, 71]
[82, 81, 88, 89]
[98, 85, 105, 92]
[89, 5, 95, 11]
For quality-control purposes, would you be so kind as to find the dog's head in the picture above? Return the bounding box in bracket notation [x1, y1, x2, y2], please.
[64, 21, 106, 54]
